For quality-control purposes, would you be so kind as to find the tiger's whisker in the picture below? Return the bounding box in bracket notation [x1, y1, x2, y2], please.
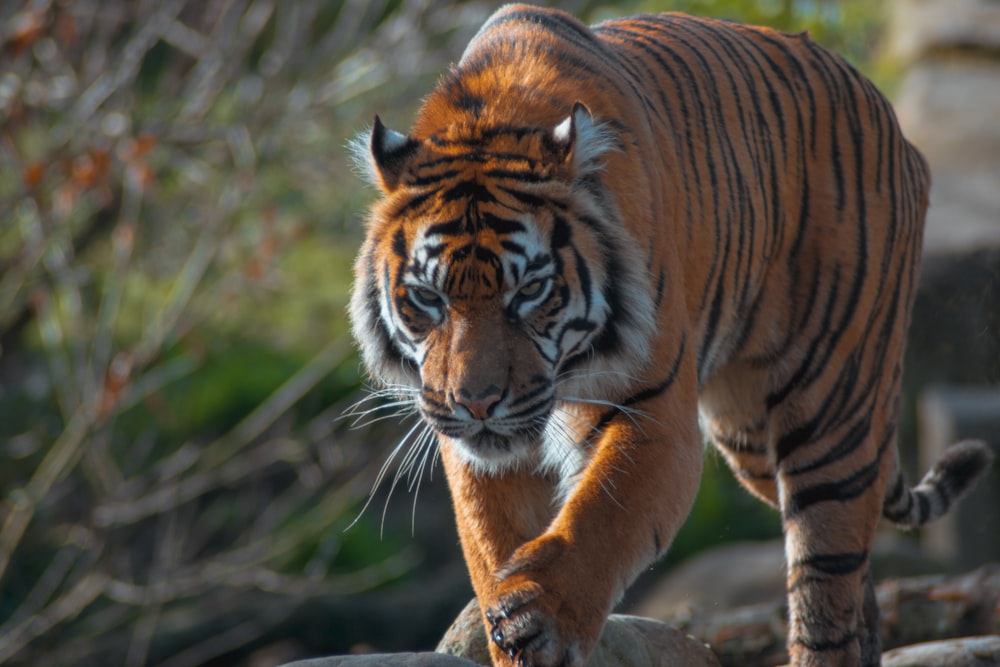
[409, 426, 438, 535]
[558, 395, 660, 432]
[345, 416, 421, 533]
[378, 417, 431, 537]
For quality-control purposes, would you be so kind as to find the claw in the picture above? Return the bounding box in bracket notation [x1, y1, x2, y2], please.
[486, 607, 508, 630]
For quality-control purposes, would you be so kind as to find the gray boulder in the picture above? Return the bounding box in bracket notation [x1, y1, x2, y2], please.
[437, 598, 721, 667]
[881, 636, 1000, 667]
[281, 653, 478, 667]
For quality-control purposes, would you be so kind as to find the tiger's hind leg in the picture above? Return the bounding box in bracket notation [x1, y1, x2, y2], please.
[860, 568, 881, 665]
[700, 357, 895, 666]
[775, 418, 894, 667]
[780, 483, 879, 665]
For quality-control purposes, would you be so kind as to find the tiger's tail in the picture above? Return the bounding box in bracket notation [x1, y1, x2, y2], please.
[882, 439, 994, 528]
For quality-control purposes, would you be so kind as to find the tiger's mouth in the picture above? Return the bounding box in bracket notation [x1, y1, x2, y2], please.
[428, 419, 534, 446]
[450, 427, 539, 468]
[423, 413, 547, 467]
[415, 383, 556, 468]
[465, 428, 519, 453]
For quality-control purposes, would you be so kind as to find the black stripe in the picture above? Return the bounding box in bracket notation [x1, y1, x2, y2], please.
[628, 334, 687, 409]
[497, 185, 547, 208]
[391, 191, 433, 217]
[883, 472, 905, 507]
[505, 395, 554, 421]
[485, 168, 548, 183]
[425, 218, 465, 238]
[790, 631, 857, 652]
[573, 248, 592, 315]
[442, 180, 496, 203]
[474, 244, 502, 265]
[775, 420, 819, 465]
[392, 229, 407, 258]
[551, 215, 572, 248]
[593, 336, 687, 432]
[479, 7, 601, 49]
[480, 212, 526, 235]
[738, 468, 774, 481]
[507, 381, 553, 410]
[783, 429, 894, 518]
[784, 462, 879, 519]
[766, 263, 843, 411]
[713, 432, 767, 455]
[653, 267, 666, 309]
[784, 414, 871, 476]
[792, 551, 868, 577]
[916, 492, 930, 522]
[409, 169, 460, 187]
[500, 240, 525, 255]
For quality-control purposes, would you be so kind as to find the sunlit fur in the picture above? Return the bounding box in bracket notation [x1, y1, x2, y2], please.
[348, 5, 994, 667]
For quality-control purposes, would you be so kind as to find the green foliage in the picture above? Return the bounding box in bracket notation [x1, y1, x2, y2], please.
[0, 1, 471, 663]
[669, 452, 782, 567]
[599, 0, 889, 82]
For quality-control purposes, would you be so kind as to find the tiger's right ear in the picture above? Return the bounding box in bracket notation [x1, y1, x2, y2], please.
[349, 115, 419, 193]
[544, 102, 617, 178]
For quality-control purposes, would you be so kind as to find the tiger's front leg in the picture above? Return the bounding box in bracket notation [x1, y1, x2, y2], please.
[442, 376, 703, 667]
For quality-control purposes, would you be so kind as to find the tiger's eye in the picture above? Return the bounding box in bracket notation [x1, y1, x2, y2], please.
[412, 287, 442, 305]
[519, 280, 544, 298]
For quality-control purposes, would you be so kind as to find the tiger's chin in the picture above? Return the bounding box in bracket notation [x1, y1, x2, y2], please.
[443, 428, 539, 474]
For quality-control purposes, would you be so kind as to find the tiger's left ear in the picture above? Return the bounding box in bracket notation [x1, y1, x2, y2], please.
[349, 115, 419, 193]
[545, 102, 616, 176]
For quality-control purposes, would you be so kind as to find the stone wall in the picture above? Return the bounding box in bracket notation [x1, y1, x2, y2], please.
[890, 0, 1000, 253]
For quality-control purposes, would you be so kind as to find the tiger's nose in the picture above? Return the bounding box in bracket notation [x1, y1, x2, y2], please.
[453, 386, 503, 420]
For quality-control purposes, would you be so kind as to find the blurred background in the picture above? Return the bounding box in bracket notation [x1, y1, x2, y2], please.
[0, 1, 997, 666]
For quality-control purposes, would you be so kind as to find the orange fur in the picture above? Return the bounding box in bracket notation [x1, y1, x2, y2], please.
[350, 6, 994, 666]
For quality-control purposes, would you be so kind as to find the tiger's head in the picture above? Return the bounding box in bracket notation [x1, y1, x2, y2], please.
[349, 104, 655, 473]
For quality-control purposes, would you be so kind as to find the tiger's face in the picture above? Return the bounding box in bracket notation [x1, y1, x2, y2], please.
[350, 107, 656, 472]
[394, 203, 565, 467]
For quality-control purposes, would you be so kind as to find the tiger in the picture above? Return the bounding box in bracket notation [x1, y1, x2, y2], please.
[348, 4, 995, 666]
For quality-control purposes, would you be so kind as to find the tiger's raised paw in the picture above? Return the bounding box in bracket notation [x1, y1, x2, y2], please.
[483, 538, 605, 667]
[485, 582, 583, 667]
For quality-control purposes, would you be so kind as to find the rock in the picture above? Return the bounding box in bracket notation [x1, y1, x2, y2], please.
[887, 0, 1000, 65]
[893, 61, 1000, 254]
[631, 540, 786, 621]
[771, 636, 1000, 667]
[881, 636, 1000, 667]
[593, 615, 722, 667]
[888, 0, 1000, 255]
[280, 653, 479, 667]
[631, 564, 1000, 667]
[876, 564, 1000, 651]
[630, 536, 946, 622]
[437, 599, 492, 666]
[437, 598, 721, 667]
